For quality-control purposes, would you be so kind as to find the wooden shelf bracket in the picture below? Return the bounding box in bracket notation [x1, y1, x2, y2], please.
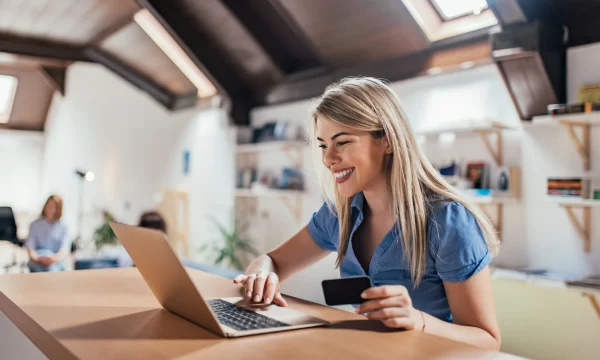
[280, 195, 302, 221]
[583, 293, 600, 320]
[235, 194, 302, 221]
[561, 205, 591, 253]
[235, 196, 257, 216]
[477, 203, 504, 240]
[561, 121, 591, 171]
[477, 130, 503, 166]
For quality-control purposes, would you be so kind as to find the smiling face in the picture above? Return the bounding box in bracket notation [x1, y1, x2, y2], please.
[316, 116, 392, 197]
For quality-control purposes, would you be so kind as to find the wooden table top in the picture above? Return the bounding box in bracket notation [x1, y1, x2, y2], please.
[0, 268, 521, 359]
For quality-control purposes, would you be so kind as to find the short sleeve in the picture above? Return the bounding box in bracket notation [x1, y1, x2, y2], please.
[307, 202, 338, 252]
[25, 222, 39, 250]
[428, 202, 491, 282]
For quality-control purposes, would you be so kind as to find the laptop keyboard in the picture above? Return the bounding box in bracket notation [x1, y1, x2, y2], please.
[207, 299, 290, 331]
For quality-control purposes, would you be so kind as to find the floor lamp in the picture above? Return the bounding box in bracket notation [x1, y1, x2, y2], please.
[74, 170, 95, 252]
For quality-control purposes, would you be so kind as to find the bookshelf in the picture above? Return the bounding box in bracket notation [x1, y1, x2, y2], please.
[236, 140, 307, 154]
[415, 120, 515, 166]
[525, 112, 600, 251]
[464, 194, 519, 241]
[416, 120, 518, 240]
[529, 112, 600, 171]
[235, 189, 304, 197]
[547, 197, 600, 253]
[235, 141, 308, 220]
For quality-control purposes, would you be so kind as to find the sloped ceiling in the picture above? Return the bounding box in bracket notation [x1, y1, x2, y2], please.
[0, 0, 600, 127]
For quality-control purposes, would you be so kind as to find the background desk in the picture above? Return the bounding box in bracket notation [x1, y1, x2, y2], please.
[0, 268, 520, 359]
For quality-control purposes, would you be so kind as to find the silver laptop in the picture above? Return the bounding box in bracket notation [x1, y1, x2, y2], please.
[109, 222, 329, 337]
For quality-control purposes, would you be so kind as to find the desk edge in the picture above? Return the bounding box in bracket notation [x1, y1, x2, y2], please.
[0, 290, 78, 360]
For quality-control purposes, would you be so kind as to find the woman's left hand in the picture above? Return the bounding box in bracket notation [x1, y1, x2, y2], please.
[355, 285, 423, 330]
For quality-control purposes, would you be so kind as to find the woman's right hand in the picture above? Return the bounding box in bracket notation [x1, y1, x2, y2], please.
[233, 271, 288, 307]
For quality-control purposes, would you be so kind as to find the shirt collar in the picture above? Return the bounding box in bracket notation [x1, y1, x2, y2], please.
[351, 192, 365, 214]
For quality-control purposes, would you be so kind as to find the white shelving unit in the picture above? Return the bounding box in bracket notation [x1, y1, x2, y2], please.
[235, 141, 307, 220]
[416, 120, 518, 241]
[525, 111, 600, 252]
[531, 112, 600, 126]
[547, 197, 600, 207]
[415, 120, 515, 166]
[547, 196, 600, 253]
[415, 121, 513, 136]
[236, 140, 307, 154]
[468, 195, 519, 205]
[529, 112, 600, 171]
[463, 193, 519, 240]
[235, 189, 304, 197]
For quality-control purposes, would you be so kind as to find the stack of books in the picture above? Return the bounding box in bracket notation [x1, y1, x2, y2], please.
[547, 178, 590, 198]
[547, 102, 600, 115]
[567, 275, 600, 291]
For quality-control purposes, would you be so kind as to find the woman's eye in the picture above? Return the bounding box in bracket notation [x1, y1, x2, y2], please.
[337, 141, 349, 146]
[318, 144, 327, 149]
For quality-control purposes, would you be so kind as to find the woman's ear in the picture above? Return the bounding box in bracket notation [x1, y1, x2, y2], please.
[384, 136, 393, 154]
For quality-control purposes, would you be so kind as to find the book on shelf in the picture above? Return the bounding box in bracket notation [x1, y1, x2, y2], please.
[566, 275, 600, 291]
[547, 178, 590, 198]
[547, 101, 600, 115]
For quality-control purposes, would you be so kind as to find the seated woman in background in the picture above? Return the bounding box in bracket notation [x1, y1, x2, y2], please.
[26, 195, 71, 272]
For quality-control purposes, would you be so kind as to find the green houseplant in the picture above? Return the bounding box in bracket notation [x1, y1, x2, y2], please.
[93, 211, 118, 251]
[199, 216, 259, 270]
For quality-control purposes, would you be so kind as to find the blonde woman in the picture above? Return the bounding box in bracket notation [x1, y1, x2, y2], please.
[234, 77, 501, 350]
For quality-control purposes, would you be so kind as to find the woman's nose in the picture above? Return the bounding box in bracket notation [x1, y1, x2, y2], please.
[323, 148, 340, 167]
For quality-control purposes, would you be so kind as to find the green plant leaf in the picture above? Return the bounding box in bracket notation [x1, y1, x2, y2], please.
[204, 215, 258, 270]
[215, 250, 227, 265]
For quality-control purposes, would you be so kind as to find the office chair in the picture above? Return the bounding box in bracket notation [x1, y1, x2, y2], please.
[0, 206, 28, 273]
[0, 206, 22, 247]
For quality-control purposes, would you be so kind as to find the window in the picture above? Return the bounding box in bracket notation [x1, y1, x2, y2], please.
[430, 0, 489, 21]
[0, 75, 18, 124]
[402, 0, 497, 42]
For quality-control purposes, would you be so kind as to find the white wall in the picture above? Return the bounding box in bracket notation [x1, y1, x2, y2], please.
[0, 129, 44, 238]
[42, 63, 234, 259]
[8, 43, 600, 301]
[249, 55, 600, 303]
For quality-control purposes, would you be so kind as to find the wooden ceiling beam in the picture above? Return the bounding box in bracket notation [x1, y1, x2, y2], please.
[0, 35, 91, 63]
[220, 0, 323, 74]
[39, 66, 67, 96]
[266, 36, 492, 105]
[90, 14, 136, 46]
[84, 47, 191, 111]
[138, 0, 257, 124]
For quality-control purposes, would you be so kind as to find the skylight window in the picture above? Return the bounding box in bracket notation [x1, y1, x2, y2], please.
[402, 0, 497, 42]
[0, 75, 18, 124]
[431, 0, 489, 21]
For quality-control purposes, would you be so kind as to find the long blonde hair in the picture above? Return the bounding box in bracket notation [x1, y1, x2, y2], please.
[311, 77, 499, 286]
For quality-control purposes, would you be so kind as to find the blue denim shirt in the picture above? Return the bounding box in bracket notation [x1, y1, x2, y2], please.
[307, 192, 491, 322]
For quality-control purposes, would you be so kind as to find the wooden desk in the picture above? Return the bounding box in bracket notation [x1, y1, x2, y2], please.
[0, 268, 520, 359]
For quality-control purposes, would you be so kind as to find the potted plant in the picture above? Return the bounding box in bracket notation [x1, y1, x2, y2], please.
[199, 216, 259, 270]
[93, 211, 119, 251]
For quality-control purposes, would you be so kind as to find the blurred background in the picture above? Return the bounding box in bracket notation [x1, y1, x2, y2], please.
[0, 1, 599, 358]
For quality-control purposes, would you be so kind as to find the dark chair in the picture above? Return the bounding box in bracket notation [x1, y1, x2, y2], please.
[0, 206, 23, 247]
[74, 258, 120, 270]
